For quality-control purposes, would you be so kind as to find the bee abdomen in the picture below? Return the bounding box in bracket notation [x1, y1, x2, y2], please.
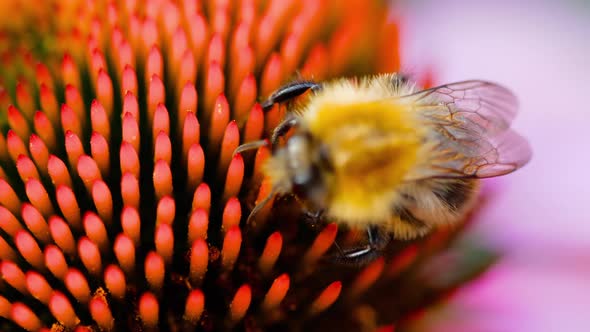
[432, 179, 478, 212]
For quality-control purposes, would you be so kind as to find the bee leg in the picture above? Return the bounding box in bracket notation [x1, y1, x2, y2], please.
[261, 81, 322, 111]
[271, 115, 300, 147]
[331, 226, 390, 266]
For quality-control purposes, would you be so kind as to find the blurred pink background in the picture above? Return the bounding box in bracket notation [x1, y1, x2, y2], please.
[398, 0, 590, 330]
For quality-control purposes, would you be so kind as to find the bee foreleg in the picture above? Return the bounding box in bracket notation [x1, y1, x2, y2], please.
[261, 80, 322, 111]
[330, 226, 390, 266]
[271, 115, 300, 146]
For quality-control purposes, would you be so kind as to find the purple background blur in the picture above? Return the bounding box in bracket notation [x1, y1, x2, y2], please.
[398, 0, 590, 330]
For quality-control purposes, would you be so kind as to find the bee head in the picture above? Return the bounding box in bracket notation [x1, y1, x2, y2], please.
[285, 133, 332, 209]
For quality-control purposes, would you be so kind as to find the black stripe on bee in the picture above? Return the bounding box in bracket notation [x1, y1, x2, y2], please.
[432, 179, 476, 212]
[395, 207, 427, 228]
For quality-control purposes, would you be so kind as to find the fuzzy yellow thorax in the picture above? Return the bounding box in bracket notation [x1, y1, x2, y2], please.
[307, 100, 425, 224]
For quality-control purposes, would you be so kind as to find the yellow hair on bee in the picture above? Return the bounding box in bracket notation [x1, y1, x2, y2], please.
[300, 77, 427, 226]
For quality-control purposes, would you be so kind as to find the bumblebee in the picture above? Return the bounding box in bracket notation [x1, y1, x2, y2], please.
[241, 74, 531, 264]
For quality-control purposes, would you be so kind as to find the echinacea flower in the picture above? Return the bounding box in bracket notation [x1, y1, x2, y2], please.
[1, 1, 499, 331]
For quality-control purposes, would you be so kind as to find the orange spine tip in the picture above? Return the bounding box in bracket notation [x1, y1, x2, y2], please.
[187, 13, 208, 67]
[118, 41, 135, 74]
[45, 245, 69, 280]
[281, 33, 304, 77]
[61, 53, 81, 90]
[122, 92, 140, 122]
[178, 83, 198, 134]
[91, 100, 111, 139]
[262, 273, 290, 311]
[114, 233, 136, 276]
[153, 103, 170, 137]
[1, 261, 28, 294]
[170, 28, 188, 80]
[90, 294, 115, 331]
[348, 258, 385, 300]
[244, 103, 264, 142]
[55, 185, 82, 230]
[142, 18, 159, 54]
[223, 154, 244, 200]
[28, 134, 50, 174]
[83, 212, 110, 253]
[0, 296, 9, 319]
[182, 111, 200, 162]
[192, 183, 212, 214]
[221, 225, 242, 270]
[64, 85, 86, 129]
[48, 216, 76, 256]
[233, 74, 257, 123]
[303, 223, 338, 266]
[229, 284, 251, 323]
[0, 178, 21, 215]
[11, 302, 43, 331]
[187, 144, 205, 191]
[16, 155, 40, 182]
[206, 33, 225, 68]
[230, 46, 254, 100]
[204, 62, 225, 116]
[78, 236, 103, 276]
[96, 67, 113, 118]
[176, 51, 197, 97]
[260, 53, 284, 99]
[155, 224, 174, 264]
[77, 155, 103, 192]
[7, 105, 30, 140]
[90, 133, 111, 176]
[309, 281, 342, 316]
[0, 237, 17, 261]
[14, 230, 45, 270]
[65, 268, 92, 304]
[48, 155, 73, 189]
[0, 206, 22, 236]
[35, 63, 54, 90]
[189, 238, 209, 283]
[188, 208, 209, 243]
[7, 130, 29, 162]
[184, 289, 205, 322]
[61, 103, 83, 138]
[148, 75, 166, 125]
[153, 159, 173, 199]
[146, 46, 163, 86]
[122, 65, 138, 96]
[156, 196, 176, 226]
[208, 93, 230, 155]
[258, 232, 283, 274]
[33, 110, 57, 150]
[25, 178, 54, 218]
[139, 292, 159, 328]
[300, 43, 328, 80]
[121, 206, 141, 245]
[92, 180, 113, 222]
[121, 173, 140, 208]
[16, 155, 41, 183]
[251, 177, 275, 225]
[49, 291, 80, 328]
[218, 120, 240, 177]
[387, 245, 419, 277]
[122, 112, 141, 152]
[120, 142, 140, 178]
[21, 203, 51, 244]
[145, 251, 165, 292]
[154, 132, 172, 164]
[104, 265, 127, 300]
[64, 130, 84, 172]
[221, 197, 241, 232]
[25, 271, 53, 304]
[15, 82, 35, 119]
[229, 23, 251, 79]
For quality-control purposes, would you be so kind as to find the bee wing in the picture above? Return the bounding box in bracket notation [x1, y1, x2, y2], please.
[400, 81, 532, 179]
